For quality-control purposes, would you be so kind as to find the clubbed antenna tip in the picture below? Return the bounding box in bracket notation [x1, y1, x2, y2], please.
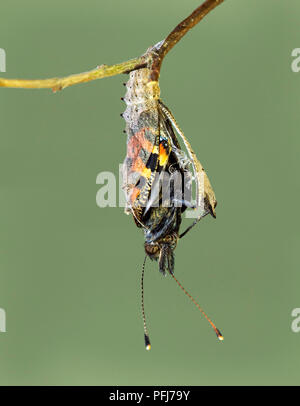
[144, 334, 151, 351]
[216, 329, 224, 341]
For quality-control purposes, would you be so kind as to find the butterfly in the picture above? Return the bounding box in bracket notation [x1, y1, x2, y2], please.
[121, 67, 223, 349]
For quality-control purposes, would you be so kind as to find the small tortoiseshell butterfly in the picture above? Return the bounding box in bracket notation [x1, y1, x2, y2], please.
[121, 60, 223, 350]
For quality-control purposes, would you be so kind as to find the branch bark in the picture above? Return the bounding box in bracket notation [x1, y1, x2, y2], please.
[0, 58, 146, 92]
[151, 0, 225, 81]
[0, 0, 224, 91]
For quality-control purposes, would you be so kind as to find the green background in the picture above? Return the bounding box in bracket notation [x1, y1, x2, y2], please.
[0, 0, 299, 385]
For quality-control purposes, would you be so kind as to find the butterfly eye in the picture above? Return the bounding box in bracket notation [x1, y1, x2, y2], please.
[144, 243, 160, 258]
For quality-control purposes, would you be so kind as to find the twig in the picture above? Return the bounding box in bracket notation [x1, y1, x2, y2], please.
[151, 0, 225, 80]
[0, 58, 146, 92]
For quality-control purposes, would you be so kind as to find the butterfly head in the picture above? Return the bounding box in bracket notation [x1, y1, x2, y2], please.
[144, 233, 178, 275]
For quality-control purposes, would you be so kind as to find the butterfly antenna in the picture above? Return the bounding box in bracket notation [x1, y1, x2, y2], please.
[141, 255, 151, 350]
[170, 273, 224, 341]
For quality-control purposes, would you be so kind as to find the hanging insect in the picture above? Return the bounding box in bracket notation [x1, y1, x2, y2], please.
[121, 53, 223, 350]
[0, 0, 226, 351]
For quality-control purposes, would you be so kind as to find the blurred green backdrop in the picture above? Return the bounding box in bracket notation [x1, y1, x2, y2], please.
[0, 0, 299, 385]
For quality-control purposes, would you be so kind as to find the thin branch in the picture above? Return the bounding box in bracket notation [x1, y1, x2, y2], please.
[0, 57, 146, 92]
[0, 0, 224, 92]
[151, 0, 225, 80]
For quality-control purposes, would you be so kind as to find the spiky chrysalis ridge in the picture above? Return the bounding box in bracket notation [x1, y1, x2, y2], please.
[121, 68, 161, 213]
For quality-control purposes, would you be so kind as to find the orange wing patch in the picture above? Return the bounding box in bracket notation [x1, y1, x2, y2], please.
[127, 128, 154, 160]
[159, 142, 169, 167]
